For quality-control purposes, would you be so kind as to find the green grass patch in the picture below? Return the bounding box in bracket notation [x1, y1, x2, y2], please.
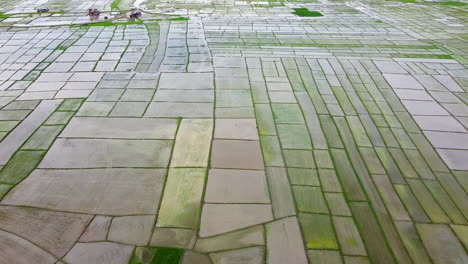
[56, 44, 68, 51]
[0, 150, 46, 185]
[376, 20, 383, 23]
[434, 1, 467, 6]
[393, 54, 454, 59]
[168, 17, 189, 21]
[452, 55, 468, 64]
[0, 12, 12, 19]
[292, 8, 323, 17]
[129, 247, 184, 264]
[111, 0, 123, 10]
[387, 0, 418, 3]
